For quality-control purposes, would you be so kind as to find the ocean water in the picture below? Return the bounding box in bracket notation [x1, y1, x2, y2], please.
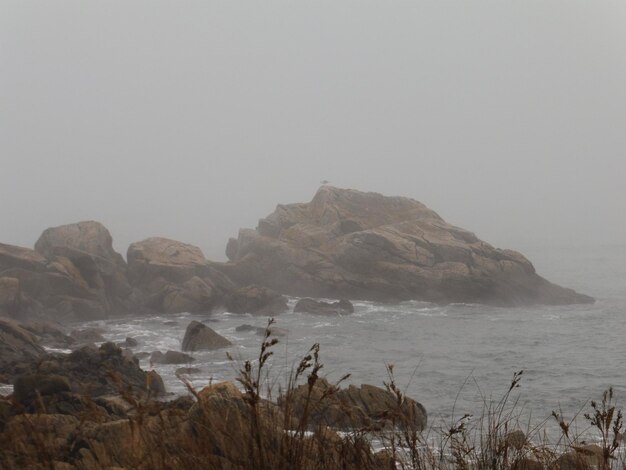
[76, 243, 626, 440]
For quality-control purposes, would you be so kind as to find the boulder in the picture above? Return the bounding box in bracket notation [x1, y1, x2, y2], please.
[280, 378, 427, 431]
[186, 381, 284, 466]
[17, 342, 166, 398]
[551, 444, 604, 470]
[34, 221, 135, 317]
[127, 238, 236, 314]
[221, 186, 594, 306]
[181, 320, 232, 351]
[294, 298, 354, 316]
[226, 285, 288, 315]
[35, 220, 125, 268]
[160, 276, 214, 313]
[150, 350, 195, 365]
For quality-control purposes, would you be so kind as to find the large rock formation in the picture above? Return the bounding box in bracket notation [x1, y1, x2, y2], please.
[127, 237, 236, 314]
[0, 221, 145, 321]
[222, 186, 593, 306]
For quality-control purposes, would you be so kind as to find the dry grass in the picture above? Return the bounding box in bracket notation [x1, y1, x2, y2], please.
[1, 318, 625, 469]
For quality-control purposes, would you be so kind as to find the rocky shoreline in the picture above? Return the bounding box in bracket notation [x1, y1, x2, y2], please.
[0, 186, 592, 325]
[0, 186, 598, 468]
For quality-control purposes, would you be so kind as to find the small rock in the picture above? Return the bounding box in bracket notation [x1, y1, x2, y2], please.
[182, 321, 232, 352]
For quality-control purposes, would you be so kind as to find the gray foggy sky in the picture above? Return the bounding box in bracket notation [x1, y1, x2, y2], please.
[2, 1, 625, 261]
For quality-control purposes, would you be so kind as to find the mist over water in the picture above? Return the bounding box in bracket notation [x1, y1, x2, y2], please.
[75, 243, 626, 438]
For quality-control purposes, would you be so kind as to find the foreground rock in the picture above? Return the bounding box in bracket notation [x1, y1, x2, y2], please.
[182, 320, 232, 351]
[1, 379, 386, 469]
[0, 318, 45, 379]
[294, 298, 354, 316]
[15, 342, 165, 399]
[222, 186, 594, 306]
[281, 378, 427, 431]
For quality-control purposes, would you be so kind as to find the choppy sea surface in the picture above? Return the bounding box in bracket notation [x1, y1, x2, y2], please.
[76, 244, 625, 440]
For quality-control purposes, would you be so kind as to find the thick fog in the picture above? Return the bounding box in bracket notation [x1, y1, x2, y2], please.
[2, 1, 625, 261]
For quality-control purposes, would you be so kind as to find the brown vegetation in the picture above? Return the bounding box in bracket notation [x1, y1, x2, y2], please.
[0, 320, 624, 469]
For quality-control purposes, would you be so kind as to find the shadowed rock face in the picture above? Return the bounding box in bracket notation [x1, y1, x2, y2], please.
[0, 242, 109, 321]
[222, 186, 593, 306]
[181, 320, 232, 351]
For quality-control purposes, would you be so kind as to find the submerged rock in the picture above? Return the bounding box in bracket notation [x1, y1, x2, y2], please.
[150, 350, 195, 364]
[294, 298, 354, 316]
[221, 186, 594, 306]
[235, 323, 288, 337]
[181, 320, 232, 351]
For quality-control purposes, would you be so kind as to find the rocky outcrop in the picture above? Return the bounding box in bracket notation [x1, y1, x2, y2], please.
[181, 320, 232, 351]
[0, 242, 109, 321]
[222, 186, 594, 306]
[226, 285, 288, 315]
[294, 298, 354, 316]
[127, 237, 236, 314]
[0, 221, 140, 322]
[1, 374, 430, 468]
[18, 342, 166, 399]
[0, 277, 20, 316]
